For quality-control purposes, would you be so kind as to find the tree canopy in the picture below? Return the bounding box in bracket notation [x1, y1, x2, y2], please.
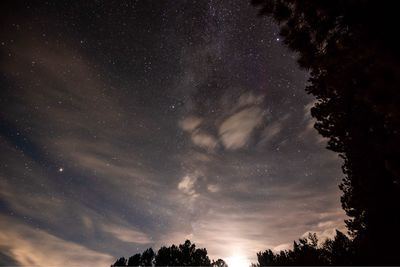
[252, 0, 400, 264]
[253, 231, 354, 266]
[111, 233, 357, 267]
[111, 240, 225, 267]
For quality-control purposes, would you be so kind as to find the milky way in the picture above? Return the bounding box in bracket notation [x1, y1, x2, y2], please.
[0, 1, 346, 265]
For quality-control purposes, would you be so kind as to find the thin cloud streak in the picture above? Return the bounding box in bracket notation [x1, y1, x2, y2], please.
[0, 216, 114, 267]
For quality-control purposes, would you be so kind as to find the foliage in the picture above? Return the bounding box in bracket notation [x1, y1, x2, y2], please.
[252, 0, 400, 264]
[111, 240, 215, 267]
[212, 258, 229, 267]
[253, 231, 353, 266]
[111, 234, 356, 266]
[113, 257, 128, 266]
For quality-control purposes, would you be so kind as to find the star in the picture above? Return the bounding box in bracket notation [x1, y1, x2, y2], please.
[59, 167, 64, 172]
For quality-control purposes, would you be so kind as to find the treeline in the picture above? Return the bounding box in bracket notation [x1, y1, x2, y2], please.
[253, 231, 354, 266]
[112, 231, 355, 267]
[111, 240, 227, 267]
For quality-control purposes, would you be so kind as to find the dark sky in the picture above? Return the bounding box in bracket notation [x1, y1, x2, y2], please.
[0, 1, 346, 266]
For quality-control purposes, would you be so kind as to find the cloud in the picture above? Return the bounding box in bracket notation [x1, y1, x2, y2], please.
[180, 116, 203, 132]
[180, 116, 217, 151]
[81, 214, 95, 231]
[178, 175, 198, 196]
[307, 212, 348, 241]
[260, 121, 283, 144]
[180, 92, 267, 151]
[273, 243, 291, 252]
[0, 216, 113, 267]
[303, 100, 317, 118]
[207, 184, 220, 193]
[219, 107, 264, 149]
[237, 92, 264, 108]
[300, 111, 329, 145]
[103, 224, 151, 244]
[191, 132, 218, 150]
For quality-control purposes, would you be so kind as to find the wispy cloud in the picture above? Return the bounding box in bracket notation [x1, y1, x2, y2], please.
[191, 132, 218, 150]
[0, 216, 114, 267]
[178, 175, 198, 196]
[102, 224, 152, 244]
[180, 116, 204, 132]
[181, 92, 267, 151]
[219, 107, 264, 149]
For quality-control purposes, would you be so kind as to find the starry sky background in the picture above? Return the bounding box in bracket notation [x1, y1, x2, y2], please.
[0, 1, 346, 266]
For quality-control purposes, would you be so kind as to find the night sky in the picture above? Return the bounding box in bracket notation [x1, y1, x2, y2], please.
[0, 1, 346, 266]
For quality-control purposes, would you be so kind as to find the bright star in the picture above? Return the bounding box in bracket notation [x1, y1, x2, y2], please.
[59, 167, 64, 172]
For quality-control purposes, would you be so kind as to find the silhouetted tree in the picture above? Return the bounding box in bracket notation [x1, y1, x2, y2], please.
[155, 245, 181, 266]
[127, 253, 141, 266]
[254, 231, 354, 266]
[155, 240, 211, 266]
[252, 0, 400, 264]
[256, 249, 280, 266]
[212, 259, 228, 267]
[290, 233, 327, 265]
[114, 240, 213, 267]
[140, 248, 155, 266]
[113, 257, 127, 266]
[180, 240, 211, 266]
[322, 230, 354, 265]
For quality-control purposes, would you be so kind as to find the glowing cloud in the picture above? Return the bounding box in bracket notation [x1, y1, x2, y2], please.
[219, 107, 263, 149]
